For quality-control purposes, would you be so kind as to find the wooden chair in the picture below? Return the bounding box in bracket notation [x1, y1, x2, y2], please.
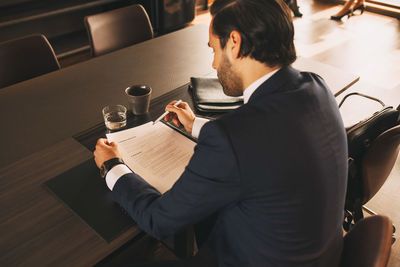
[84, 4, 154, 57]
[0, 34, 60, 89]
[341, 215, 393, 267]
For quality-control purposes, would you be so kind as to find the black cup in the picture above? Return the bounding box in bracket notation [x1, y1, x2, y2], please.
[125, 85, 152, 115]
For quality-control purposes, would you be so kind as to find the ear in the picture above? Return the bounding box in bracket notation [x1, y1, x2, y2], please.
[226, 30, 242, 60]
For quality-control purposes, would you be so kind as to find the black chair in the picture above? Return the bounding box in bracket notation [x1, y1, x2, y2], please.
[341, 215, 393, 267]
[339, 93, 400, 231]
[0, 34, 60, 89]
[344, 125, 400, 232]
[361, 125, 400, 214]
[84, 4, 154, 57]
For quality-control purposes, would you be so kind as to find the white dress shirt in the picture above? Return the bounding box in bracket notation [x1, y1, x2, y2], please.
[105, 69, 280, 190]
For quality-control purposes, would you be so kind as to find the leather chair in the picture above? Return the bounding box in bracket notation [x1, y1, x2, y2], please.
[84, 4, 154, 57]
[341, 94, 400, 230]
[343, 125, 399, 243]
[341, 215, 393, 267]
[361, 125, 400, 211]
[0, 34, 60, 89]
[354, 125, 400, 220]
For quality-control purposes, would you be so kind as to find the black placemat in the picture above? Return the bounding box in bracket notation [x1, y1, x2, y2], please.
[44, 158, 135, 243]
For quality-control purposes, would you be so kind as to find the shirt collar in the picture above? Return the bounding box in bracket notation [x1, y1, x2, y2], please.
[243, 68, 280, 104]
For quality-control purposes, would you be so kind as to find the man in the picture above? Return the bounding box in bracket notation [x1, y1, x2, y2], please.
[94, 0, 348, 266]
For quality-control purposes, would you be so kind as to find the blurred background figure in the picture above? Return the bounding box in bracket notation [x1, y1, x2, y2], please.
[285, 0, 303, 17]
[331, 0, 365, 20]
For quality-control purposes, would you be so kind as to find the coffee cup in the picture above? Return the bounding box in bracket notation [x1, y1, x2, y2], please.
[125, 85, 152, 115]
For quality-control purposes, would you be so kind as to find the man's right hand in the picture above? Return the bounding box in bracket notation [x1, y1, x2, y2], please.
[164, 100, 195, 133]
[93, 138, 123, 170]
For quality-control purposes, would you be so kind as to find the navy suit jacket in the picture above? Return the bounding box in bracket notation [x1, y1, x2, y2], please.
[112, 66, 348, 266]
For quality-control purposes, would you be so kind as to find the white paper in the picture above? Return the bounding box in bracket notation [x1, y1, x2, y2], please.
[106, 122, 196, 193]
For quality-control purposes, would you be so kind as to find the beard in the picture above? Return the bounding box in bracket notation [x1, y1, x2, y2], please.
[217, 53, 243, 97]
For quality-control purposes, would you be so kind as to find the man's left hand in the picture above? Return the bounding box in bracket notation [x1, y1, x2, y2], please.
[94, 138, 123, 168]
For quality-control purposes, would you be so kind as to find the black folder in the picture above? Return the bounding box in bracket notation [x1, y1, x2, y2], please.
[44, 158, 135, 243]
[190, 77, 243, 112]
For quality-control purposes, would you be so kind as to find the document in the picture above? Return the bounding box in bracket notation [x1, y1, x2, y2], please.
[106, 122, 196, 193]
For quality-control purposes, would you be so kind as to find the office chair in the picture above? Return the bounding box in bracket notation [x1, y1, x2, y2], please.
[84, 4, 154, 57]
[0, 34, 60, 89]
[340, 93, 400, 232]
[344, 125, 400, 231]
[341, 215, 393, 267]
[361, 125, 400, 210]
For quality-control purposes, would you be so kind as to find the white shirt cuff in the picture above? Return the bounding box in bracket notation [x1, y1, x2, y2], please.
[105, 164, 132, 190]
[192, 117, 209, 139]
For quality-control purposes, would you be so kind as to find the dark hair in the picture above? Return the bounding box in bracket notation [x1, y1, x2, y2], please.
[210, 0, 296, 67]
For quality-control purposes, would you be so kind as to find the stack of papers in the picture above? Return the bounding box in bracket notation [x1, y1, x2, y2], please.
[107, 122, 196, 193]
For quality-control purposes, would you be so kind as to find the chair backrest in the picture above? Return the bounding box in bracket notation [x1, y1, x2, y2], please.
[341, 215, 393, 267]
[341, 97, 399, 228]
[0, 34, 60, 89]
[361, 125, 400, 204]
[84, 4, 154, 57]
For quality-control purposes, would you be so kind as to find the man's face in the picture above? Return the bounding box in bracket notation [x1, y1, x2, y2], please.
[208, 21, 243, 97]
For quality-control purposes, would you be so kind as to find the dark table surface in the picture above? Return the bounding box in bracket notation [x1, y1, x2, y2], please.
[0, 24, 360, 266]
[0, 24, 213, 168]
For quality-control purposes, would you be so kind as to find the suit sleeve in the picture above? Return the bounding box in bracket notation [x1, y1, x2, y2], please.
[112, 120, 241, 240]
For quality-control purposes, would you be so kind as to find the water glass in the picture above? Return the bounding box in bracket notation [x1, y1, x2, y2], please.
[102, 105, 127, 130]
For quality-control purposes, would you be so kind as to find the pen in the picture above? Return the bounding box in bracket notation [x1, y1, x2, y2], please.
[153, 100, 182, 125]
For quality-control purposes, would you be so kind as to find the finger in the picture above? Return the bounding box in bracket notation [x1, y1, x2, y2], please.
[180, 102, 192, 112]
[168, 113, 179, 124]
[164, 112, 172, 121]
[166, 100, 187, 111]
[93, 153, 102, 169]
[93, 150, 99, 162]
[172, 117, 181, 127]
[165, 105, 182, 114]
[165, 100, 179, 111]
[97, 138, 108, 146]
[177, 101, 188, 109]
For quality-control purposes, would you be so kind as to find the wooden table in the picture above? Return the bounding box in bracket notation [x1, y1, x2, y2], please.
[0, 24, 360, 266]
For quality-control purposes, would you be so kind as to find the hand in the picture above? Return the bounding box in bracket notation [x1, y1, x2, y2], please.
[164, 100, 196, 133]
[94, 138, 123, 169]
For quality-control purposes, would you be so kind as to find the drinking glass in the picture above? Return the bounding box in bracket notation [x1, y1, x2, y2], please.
[102, 105, 127, 130]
